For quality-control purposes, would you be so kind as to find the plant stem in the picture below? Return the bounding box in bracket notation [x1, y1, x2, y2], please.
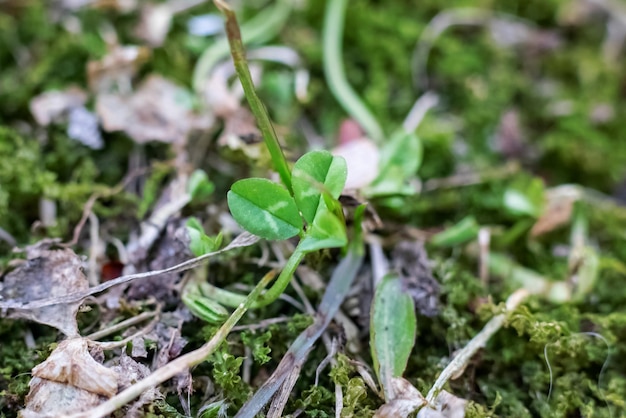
[70, 269, 275, 418]
[214, 0, 293, 193]
[237, 232, 365, 417]
[200, 245, 307, 309]
[192, 0, 291, 94]
[253, 246, 306, 306]
[424, 288, 530, 406]
[323, 0, 384, 143]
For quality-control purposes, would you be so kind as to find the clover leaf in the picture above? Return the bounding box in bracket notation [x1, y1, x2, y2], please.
[227, 178, 303, 240]
[292, 150, 347, 224]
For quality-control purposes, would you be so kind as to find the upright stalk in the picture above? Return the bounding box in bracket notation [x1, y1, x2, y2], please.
[214, 0, 293, 193]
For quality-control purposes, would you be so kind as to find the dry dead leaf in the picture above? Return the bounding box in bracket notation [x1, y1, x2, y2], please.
[29, 87, 87, 126]
[112, 352, 152, 392]
[94, 0, 138, 13]
[87, 44, 150, 92]
[0, 242, 89, 337]
[374, 377, 426, 418]
[23, 338, 118, 417]
[135, 0, 205, 47]
[32, 338, 118, 397]
[112, 353, 161, 417]
[67, 106, 104, 149]
[391, 240, 441, 317]
[530, 191, 576, 237]
[126, 218, 192, 303]
[217, 106, 264, 159]
[96, 74, 213, 144]
[135, 3, 174, 47]
[22, 379, 104, 418]
[417, 390, 467, 418]
[494, 108, 525, 160]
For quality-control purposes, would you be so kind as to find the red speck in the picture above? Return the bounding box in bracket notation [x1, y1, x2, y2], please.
[101, 260, 124, 282]
[338, 118, 364, 145]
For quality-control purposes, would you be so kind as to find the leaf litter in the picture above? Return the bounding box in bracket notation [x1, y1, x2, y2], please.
[2, 0, 626, 417]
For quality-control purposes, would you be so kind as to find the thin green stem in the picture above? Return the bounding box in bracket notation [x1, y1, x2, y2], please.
[215, 0, 293, 193]
[192, 0, 291, 94]
[323, 0, 384, 143]
[253, 245, 306, 307]
[72, 270, 274, 418]
[200, 245, 307, 309]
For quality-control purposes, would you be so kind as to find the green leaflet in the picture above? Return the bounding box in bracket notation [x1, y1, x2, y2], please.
[183, 292, 230, 325]
[370, 273, 417, 401]
[298, 209, 347, 253]
[186, 217, 222, 257]
[292, 150, 347, 225]
[188, 169, 215, 203]
[366, 130, 422, 197]
[503, 176, 545, 218]
[429, 215, 480, 247]
[227, 178, 303, 240]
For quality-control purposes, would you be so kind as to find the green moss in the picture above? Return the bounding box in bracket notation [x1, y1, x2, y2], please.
[0, 320, 57, 417]
[329, 354, 376, 417]
[209, 348, 251, 410]
[0, 128, 58, 242]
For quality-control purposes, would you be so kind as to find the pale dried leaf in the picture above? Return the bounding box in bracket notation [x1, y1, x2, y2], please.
[531, 193, 576, 237]
[135, 4, 173, 47]
[417, 390, 467, 418]
[112, 353, 161, 417]
[32, 338, 118, 397]
[374, 377, 426, 418]
[494, 109, 525, 159]
[22, 378, 104, 418]
[87, 44, 150, 92]
[391, 240, 440, 317]
[112, 352, 152, 391]
[96, 75, 213, 144]
[67, 106, 104, 149]
[217, 106, 263, 159]
[0, 243, 89, 336]
[94, 0, 138, 13]
[29, 87, 87, 126]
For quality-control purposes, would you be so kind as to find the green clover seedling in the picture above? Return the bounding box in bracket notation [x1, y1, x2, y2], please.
[223, 150, 348, 307]
[187, 150, 349, 322]
[184, 2, 352, 323]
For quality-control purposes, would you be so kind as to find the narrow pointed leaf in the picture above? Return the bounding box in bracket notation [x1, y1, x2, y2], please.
[292, 150, 347, 224]
[429, 215, 479, 247]
[371, 273, 417, 401]
[228, 178, 302, 240]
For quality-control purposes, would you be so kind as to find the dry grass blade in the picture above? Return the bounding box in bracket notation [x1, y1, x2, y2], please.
[0, 232, 259, 311]
[235, 247, 364, 418]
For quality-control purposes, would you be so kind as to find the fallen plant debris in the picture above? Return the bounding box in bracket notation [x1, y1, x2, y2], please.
[2, 0, 626, 417]
[1, 241, 90, 337]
